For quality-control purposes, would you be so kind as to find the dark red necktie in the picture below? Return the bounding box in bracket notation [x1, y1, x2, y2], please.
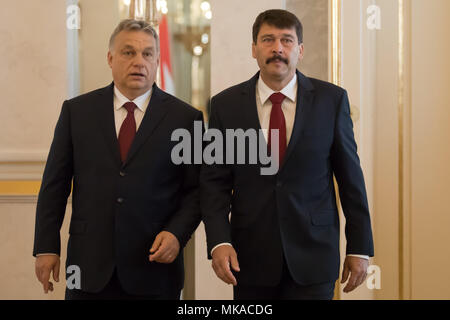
[118, 102, 137, 162]
[268, 92, 287, 165]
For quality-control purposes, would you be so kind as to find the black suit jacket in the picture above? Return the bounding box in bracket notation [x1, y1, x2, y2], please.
[201, 71, 374, 287]
[33, 83, 203, 295]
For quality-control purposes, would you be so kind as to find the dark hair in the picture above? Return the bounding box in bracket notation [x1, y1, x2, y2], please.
[252, 9, 303, 44]
[109, 19, 159, 53]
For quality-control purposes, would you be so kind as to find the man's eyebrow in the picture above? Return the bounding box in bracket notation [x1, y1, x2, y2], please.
[120, 44, 155, 51]
[121, 44, 135, 50]
[260, 33, 295, 39]
[260, 33, 275, 38]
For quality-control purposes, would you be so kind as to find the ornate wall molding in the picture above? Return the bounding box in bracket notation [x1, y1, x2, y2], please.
[0, 195, 72, 204]
[0, 151, 47, 180]
[0, 163, 45, 181]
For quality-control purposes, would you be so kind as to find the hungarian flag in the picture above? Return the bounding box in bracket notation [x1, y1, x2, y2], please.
[159, 14, 175, 95]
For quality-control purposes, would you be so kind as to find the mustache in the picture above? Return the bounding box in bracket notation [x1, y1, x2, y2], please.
[266, 55, 288, 65]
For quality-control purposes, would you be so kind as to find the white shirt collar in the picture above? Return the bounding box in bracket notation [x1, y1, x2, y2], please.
[257, 73, 298, 104]
[114, 86, 152, 112]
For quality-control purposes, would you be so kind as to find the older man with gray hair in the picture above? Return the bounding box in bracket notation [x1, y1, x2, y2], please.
[33, 19, 203, 300]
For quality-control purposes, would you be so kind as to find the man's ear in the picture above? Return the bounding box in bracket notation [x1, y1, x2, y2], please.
[252, 42, 257, 59]
[298, 43, 304, 62]
[107, 51, 113, 68]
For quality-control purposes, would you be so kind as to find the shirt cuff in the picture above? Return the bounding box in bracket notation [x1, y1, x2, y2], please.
[347, 254, 369, 260]
[211, 242, 233, 256]
[36, 253, 59, 257]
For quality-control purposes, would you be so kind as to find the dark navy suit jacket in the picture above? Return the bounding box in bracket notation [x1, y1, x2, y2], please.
[201, 71, 374, 286]
[33, 83, 203, 295]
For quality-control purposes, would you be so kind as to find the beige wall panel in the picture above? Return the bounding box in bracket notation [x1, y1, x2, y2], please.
[78, 0, 120, 94]
[0, 199, 71, 299]
[341, 0, 378, 300]
[0, 0, 67, 162]
[287, 0, 329, 81]
[372, 0, 401, 300]
[410, 0, 450, 300]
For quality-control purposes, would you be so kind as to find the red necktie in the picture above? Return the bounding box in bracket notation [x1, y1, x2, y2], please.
[118, 102, 137, 162]
[268, 92, 287, 165]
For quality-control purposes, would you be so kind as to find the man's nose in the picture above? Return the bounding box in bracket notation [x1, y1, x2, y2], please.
[132, 53, 146, 67]
[272, 39, 283, 54]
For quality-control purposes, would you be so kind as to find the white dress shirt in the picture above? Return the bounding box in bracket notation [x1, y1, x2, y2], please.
[256, 73, 298, 144]
[113, 86, 152, 136]
[211, 74, 369, 261]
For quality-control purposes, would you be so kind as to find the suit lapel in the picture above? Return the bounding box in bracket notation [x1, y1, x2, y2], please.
[280, 71, 315, 170]
[241, 72, 263, 132]
[122, 84, 170, 167]
[95, 83, 122, 167]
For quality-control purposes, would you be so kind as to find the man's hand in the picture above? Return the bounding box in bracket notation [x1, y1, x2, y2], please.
[341, 256, 369, 293]
[35, 255, 60, 294]
[149, 231, 180, 264]
[211, 245, 240, 286]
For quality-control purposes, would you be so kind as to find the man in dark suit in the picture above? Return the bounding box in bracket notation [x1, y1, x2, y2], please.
[201, 9, 374, 300]
[33, 19, 203, 299]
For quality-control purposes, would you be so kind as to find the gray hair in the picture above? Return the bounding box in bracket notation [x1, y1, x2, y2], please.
[109, 19, 160, 53]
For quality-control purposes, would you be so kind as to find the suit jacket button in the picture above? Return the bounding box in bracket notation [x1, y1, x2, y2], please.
[276, 181, 283, 187]
[117, 197, 124, 204]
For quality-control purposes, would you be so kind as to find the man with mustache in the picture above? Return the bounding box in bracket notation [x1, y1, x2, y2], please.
[201, 9, 374, 299]
[33, 19, 203, 299]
